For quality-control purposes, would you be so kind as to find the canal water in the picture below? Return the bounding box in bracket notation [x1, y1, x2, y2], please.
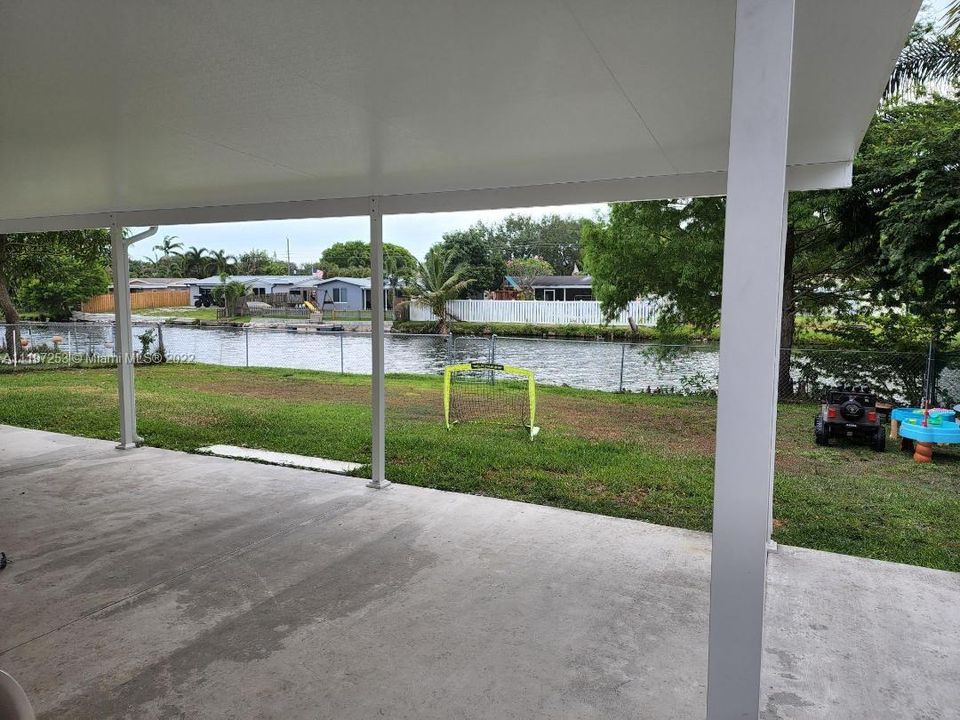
[12, 323, 721, 394]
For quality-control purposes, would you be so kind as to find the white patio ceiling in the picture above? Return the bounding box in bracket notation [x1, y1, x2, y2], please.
[0, 0, 919, 232]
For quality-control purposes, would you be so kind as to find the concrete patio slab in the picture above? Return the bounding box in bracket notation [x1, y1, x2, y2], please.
[0, 425, 957, 719]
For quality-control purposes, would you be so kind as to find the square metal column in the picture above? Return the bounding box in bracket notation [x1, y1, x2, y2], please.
[367, 197, 389, 488]
[706, 0, 795, 717]
[110, 222, 140, 449]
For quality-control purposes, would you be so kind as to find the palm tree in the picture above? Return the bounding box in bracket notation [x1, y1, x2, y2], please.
[410, 251, 473, 334]
[150, 235, 183, 277]
[181, 246, 210, 277]
[152, 235, 182, 258]
[946, 1, 960, 34]
[885, 4, 960, 98]
[209, 249, 237, 275]
[384, 253, 405, 309]
[213, 278, 250, 317]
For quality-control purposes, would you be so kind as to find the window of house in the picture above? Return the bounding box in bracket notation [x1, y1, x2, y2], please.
[543, 289, 556, 301]
[332, 287, 346, 303]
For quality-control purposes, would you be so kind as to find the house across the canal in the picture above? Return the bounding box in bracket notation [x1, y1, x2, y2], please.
[186, 275, 305, 304]
[299, 277, 394, 312]
[502, 274, 595, 301]
[186, 275, 393, 312]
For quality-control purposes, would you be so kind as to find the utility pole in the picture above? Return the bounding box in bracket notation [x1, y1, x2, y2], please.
[286, 237, 292, 275]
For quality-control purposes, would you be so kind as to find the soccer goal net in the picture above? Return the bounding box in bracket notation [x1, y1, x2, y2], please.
[443, 363, 539, 439]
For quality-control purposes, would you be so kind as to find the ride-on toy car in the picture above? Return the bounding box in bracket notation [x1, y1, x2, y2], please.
[194, 288, 224, 308]
[814, 385, 885, 451]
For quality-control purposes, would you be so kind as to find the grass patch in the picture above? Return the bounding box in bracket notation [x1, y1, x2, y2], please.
[393, 316, 878, 349]
[393, 320, 691, 342]
[1, 364, 958, 571]
[135, 306, 220, 319]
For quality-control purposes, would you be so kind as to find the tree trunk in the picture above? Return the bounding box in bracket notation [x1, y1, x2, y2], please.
[778, 225, 796, 399]
[0, 234, 21, 360]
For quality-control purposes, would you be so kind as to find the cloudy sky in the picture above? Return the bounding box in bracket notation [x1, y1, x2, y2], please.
[132, 0, 948, 265]
[136, 204, 607, 265]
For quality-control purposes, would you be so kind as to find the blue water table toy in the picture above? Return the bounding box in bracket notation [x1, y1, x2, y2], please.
[891, 407, 960, 462]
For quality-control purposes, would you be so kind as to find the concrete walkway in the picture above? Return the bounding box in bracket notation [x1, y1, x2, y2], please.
[0, 425, 957, 719]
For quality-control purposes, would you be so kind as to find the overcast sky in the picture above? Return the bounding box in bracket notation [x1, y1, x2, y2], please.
[132, 1, 947, 266]
[134, 204, 607, 265]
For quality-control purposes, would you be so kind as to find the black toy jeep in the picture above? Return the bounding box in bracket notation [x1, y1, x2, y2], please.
[194, 288, 214, 307]
[193, 288, 225, 308]
[814, 385, 885, 451]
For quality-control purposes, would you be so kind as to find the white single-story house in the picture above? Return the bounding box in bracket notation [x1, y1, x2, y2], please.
[184, 274, 393, 310]
[294, 276, 394, 311]
[184, 275, 307, 303]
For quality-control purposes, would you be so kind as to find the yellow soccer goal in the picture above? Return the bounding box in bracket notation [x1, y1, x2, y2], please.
[443, 363, 539, 440]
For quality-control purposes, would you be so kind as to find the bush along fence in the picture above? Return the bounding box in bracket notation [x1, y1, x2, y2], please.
[2, 322, 957, 406]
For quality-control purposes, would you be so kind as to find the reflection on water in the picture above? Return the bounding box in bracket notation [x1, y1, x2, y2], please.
[10, 323, 951, 404]
[10, 323, 720, 393]
[453, 336, 719, 393]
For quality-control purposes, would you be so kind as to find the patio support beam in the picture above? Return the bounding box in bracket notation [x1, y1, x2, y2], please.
[706, 0, 794, 718]
[367, 197, 389, 489]
[0, 163, 853, 235]
[109, 222, 158, 449]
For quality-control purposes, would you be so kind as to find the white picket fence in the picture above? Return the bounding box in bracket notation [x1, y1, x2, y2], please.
[410, 299, 660, 327]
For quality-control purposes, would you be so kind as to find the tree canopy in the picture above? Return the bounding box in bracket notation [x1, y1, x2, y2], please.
[495, 214, 585, 274]
[837, 95, 960, 340]
[318, 240, 417, 280]
[582, 94, 960, 351]
[582, 198, 725, 330]
[505, 257, 554, 299]
[423, 214, 587, 298]
[0, 230, 111, 324]
[235, 249, 289, 275]
[427, 225, 506, 295]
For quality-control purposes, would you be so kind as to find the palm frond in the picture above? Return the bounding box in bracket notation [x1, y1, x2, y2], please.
[885, 33, 960, 98]
[944, 1, 960, 35]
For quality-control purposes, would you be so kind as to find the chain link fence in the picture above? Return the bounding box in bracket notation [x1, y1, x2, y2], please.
[2, 321, 956, 407]
[937, 351, 960, 407]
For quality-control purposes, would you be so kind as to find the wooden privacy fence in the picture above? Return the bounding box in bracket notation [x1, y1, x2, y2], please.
[81, 289, 191, 313]
[410, 299, 660, 327]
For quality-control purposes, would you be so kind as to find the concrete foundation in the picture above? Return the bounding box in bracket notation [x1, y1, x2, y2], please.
[1, 425, 957, 719]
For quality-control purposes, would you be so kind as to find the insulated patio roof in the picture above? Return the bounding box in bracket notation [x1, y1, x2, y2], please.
[0, 0, 920, 232]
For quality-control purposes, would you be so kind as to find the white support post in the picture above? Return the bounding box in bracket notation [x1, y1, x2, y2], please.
[110, 222, 159, 450]
[768, 194, 790, 553]
[110, 222, 139, 449]
[706, 0, 794, 718]
[367, 197, 389, 489]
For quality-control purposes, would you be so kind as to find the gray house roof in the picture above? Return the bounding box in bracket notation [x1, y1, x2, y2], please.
[505, 275, 592, 289]
[295, 276, 369, 289]
[188, 274, 306, 287]
[532, 275, 592, 288]
[132, 277, 198, 287]
[109, 277, 198, 291]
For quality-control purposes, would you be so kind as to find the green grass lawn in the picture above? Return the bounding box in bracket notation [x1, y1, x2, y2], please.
[134, 307, 251, 322]
[133, 306, 213, 318]
[2, 364, 959, 571]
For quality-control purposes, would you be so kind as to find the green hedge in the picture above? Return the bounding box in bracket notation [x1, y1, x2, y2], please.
[391, 320, 684, 342]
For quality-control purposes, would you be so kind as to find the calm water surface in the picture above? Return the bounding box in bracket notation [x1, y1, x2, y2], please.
[14, 323, 721, 393]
